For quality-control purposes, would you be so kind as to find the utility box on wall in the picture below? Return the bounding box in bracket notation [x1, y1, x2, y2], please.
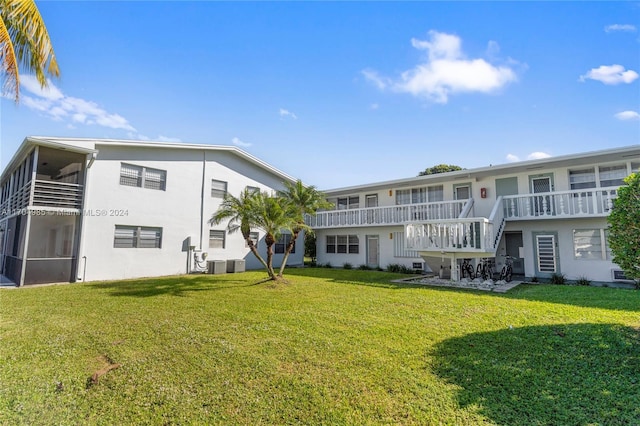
[227, 259, 246, 273]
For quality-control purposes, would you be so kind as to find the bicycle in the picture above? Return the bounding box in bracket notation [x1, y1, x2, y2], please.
[476, 258, 495, 281]
[500, 255, 514, 282]
[460, 258, 475, 279]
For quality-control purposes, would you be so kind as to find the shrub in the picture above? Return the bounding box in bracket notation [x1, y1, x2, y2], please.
[575, 276, 591, 286]
[386, 264, 402, 273]
[323, 262, 332, 269]
[530, 276, 539, 283]
[343, 263, 353, 270]
[550, 273, 566, 285]
[358, 264, 372, 270]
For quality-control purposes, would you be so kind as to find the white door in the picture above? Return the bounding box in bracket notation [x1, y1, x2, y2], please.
[366, 236, 379, 267]
[531, 177, 552, 215]
[535, 234, 558, 275]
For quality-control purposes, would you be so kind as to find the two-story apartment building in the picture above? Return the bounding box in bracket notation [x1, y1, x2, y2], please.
[0, 137, 303, 286]
[309, 145, 639, 283]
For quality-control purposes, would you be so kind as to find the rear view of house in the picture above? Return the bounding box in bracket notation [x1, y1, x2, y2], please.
[309, 145, 639, 284]
[0, 137, 303, 286]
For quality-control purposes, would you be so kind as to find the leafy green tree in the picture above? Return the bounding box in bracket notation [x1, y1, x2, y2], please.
[607, 172, 640, 281]
[1, 0, 59, 101]
[277, 180, 332, 277]
[418, 164, 463, 176]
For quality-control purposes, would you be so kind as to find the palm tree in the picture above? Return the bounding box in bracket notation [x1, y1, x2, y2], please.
[1, 0, 59, 101]
[277, 180, 332, 277]
[210, 189, 271, 273]
[251, 191, 296, 280]
[210, 189, 296, 281]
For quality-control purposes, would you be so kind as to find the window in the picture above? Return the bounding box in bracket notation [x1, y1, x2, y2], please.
[211, 180, 227, 198]
[569, 168, 596, 190]
[337, 196, 359, 210]
[275, 233, 294, 254]
[326, 235, 336, 253]
[632, 162, 639, 173]
[209, 230, 226, 249]
[326, 235, 358, 253]
[599, 165, 627, 188]
[573, 229, 606, 260]
[246, 231, 259, 247]
[245, 186, 260, 194]
[428, 185, 444, 202]
[120, 163, 166, 190]
[454, 184, 471, 200]
[395, 189, 410, 205]
[411, 187, 427, 204]
[114, 225, 162, 248]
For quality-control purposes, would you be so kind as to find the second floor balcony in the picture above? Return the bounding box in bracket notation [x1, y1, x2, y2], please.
[502, 187, 618, 220]
[306, 199, 468, 229]
[0, 179, 84, 220]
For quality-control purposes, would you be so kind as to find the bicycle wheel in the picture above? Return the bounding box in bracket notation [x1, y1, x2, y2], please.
[500, 266, 507, 281]
[476, 264, 483, 279]
[505, 266, 513, 282]
[465, 264, 475, 279]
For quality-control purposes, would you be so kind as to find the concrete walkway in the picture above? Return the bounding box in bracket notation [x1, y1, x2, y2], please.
[393, 275, 524, 293]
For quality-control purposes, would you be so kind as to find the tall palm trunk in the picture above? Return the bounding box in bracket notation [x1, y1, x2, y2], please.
[278, 228, 300, 277]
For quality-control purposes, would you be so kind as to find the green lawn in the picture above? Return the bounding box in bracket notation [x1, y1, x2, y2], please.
[1, 269, 639, 425]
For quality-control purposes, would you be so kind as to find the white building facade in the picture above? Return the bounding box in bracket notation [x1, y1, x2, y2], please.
[0, 137, 303, 286]
[310, 146, 639, 284]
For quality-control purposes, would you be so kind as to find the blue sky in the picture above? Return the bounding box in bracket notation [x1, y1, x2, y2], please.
[1, 1, 638, 189]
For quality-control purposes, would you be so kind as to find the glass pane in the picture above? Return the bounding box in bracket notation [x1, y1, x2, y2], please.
[114, 226, 136, 248]
[120, 164, 142, 187]
[139, 227, 161, 248]
[144, 168, 166, 190]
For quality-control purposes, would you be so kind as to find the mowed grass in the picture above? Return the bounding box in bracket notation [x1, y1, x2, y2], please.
[1, 269, 639, 425]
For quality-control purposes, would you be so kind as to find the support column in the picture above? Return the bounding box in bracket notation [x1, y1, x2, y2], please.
[450, 254, 459, 281]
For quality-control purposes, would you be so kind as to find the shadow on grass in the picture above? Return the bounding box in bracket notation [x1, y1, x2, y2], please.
[285, 267, 423, 289]
[432, 323, 640, 425]
[505, 284, 640, 312]
[86, 274, 270, 297]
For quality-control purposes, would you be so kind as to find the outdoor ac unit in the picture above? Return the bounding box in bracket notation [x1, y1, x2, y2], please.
[611, 269, 634, 283]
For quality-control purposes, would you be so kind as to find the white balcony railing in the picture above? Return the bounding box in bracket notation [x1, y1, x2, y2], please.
[404, 196, 505, 254]
[306, 200, 468, 229]
[33, 180, 84, 209]
[0, 180, 84, 219]
[502, 187, 618, 220]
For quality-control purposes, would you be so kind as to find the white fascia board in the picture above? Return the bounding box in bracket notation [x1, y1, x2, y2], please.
[1, 137, 98, 182]
[322, 144, 640, 196]
[28, 136, 298, 185]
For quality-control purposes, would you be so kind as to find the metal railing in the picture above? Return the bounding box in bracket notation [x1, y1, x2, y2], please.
[305, 199, 468, 229]
[404, 196, 506, 254]
[502, 187, 618, 219]
[0, 180, 84, 219]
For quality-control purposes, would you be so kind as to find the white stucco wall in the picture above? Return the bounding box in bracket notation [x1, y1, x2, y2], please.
[77, 144, 302, 282]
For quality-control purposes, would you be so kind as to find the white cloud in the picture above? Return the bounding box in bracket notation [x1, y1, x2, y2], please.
[20, 75, 64, 101]
[614, 110, 640, 121]
[20, 75, 136, 131]
[605, 24, 637, 33]
[232, 137, 252, 147]
[579, 64, 638, 85]
[362, 69, 388, 90]
[506, 154, 519, 162]
[363, 30, 519, 104]
[156, 135, 182, 143]
[527, 152, 551, 160]
[279, 108, 298, 120]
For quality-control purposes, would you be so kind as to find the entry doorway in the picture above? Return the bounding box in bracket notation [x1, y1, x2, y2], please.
[504, 231, 524, 275]
[366, 235, 379, 268]
[530, 174, 554, 215]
